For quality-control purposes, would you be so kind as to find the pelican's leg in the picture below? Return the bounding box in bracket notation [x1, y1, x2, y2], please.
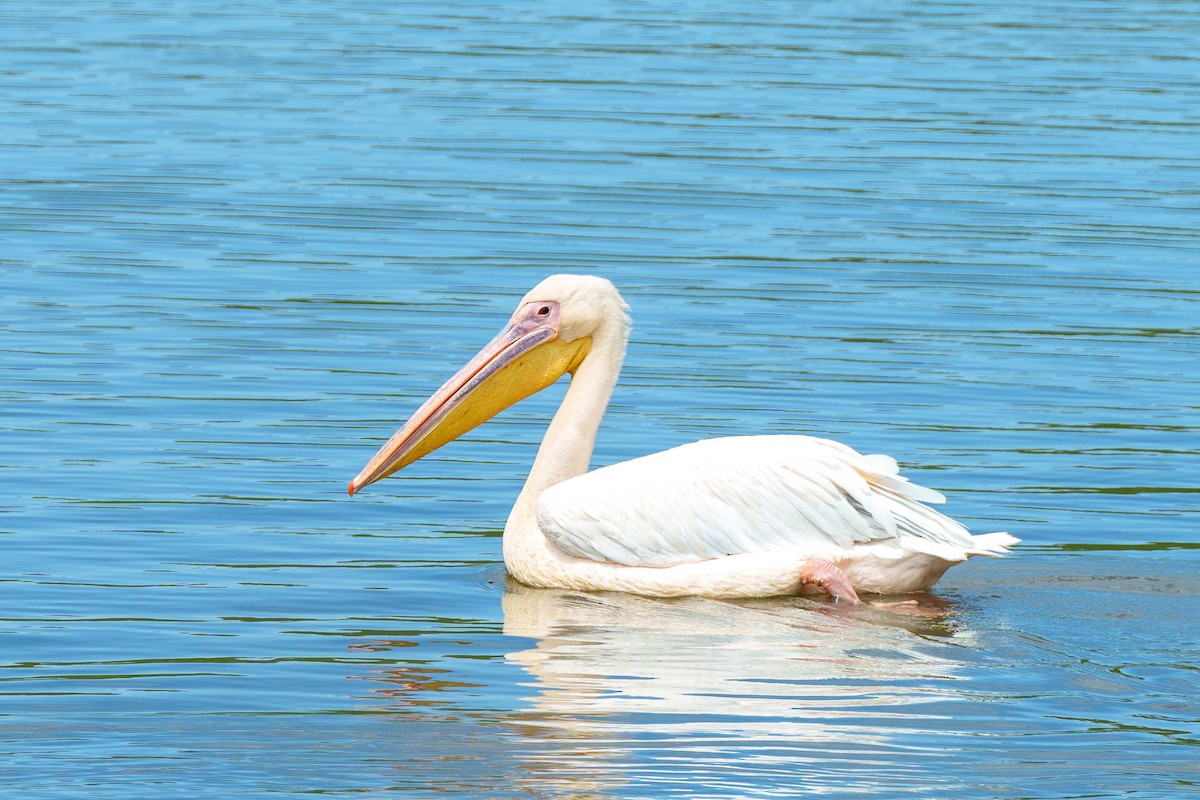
[797, 558, 860, 604]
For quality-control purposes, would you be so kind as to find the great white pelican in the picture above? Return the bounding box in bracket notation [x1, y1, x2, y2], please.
[349, 274, 1017, 602]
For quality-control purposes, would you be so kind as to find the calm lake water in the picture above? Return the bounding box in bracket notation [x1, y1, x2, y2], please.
[3, 1, 1198, 798]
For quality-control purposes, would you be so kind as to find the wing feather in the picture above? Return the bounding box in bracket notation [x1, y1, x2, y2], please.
[536, 435, 979, 567]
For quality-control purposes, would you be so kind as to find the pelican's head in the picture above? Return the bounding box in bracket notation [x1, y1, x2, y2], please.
[348, 274, 628, 495]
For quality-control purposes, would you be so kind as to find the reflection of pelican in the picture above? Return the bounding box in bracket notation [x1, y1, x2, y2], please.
[349, 275, 1016, 600]
[350, 585, 977, 799]
[500, 582, 976, 797]
[503, 582, 968, 701]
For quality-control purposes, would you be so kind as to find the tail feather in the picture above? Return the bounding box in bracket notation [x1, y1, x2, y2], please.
[968, 531, 1019, 557]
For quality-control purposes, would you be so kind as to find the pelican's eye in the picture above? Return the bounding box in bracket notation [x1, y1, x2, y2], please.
[537, 305, 551, 317]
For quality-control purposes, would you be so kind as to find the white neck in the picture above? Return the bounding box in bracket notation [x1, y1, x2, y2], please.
[505, 321, 627, 537]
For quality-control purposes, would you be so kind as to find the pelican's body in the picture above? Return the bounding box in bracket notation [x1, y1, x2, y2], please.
[350, 275, 1016, 601]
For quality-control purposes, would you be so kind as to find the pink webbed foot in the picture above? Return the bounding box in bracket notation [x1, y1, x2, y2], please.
[797, 558, 861, 604]
[869, 598, 948, 617]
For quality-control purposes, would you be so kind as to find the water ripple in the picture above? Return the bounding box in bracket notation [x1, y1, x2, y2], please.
[2, 0, 1198, 798]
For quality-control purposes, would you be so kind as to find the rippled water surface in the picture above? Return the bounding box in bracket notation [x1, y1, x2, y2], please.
[3, 1, 1199, 798]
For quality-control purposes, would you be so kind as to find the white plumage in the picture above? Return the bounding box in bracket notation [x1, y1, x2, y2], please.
[350, 274, 1017, 600]
[536, 435, 1014, 594]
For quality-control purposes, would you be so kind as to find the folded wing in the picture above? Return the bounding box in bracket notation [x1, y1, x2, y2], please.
[536, 435, 997, 567]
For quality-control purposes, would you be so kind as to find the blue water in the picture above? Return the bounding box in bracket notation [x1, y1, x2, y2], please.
[3, 1, 1198, 798]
